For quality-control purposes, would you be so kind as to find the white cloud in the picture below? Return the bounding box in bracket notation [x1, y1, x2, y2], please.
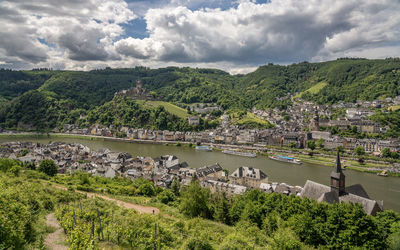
[116, 0, 400, 67]
[0, 0, 135, 67]
[0, 0, 400, 72]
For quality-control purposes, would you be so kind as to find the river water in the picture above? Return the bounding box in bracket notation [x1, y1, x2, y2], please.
[1, 136, 399, 212]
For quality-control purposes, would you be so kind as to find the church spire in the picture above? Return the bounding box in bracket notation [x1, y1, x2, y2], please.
[331, 151, 346, 196]
[333, 151, 342, 173]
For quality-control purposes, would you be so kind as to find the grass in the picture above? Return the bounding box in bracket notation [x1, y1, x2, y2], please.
[236, 112, 273, 128]
[388, 105, 400, 111]
[145, 101, 189, 118]
[295, 81, 328, 98]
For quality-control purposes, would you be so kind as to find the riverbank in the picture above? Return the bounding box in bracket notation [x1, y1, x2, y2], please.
[1, 132, 399, 177]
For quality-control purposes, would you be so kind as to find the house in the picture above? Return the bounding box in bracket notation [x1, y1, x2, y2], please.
[351, 120, 380, 133]
[196, 163, 225, 181]
[161, 155, 179, 169]
[281, 133, 305, 148]
[187, 116, 200, 126]
[300, 152, 383, 215]
[229, 166, 268, 189]
[329, 119, 351, 130]
[221, 114, 230, 128]
[204, 180, 247, 196]
[311, 131, 332, 140]
[163, 131, 175, 141]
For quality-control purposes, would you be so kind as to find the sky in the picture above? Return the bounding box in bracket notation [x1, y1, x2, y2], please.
[0, 0, 399, 74]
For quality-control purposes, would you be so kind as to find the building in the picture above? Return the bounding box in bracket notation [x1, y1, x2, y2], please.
[300, 152, 383, 215]
[309, 108, 320, 131]
[115, 80, 157, 100]
[229, 166, 268, 189]
[187, 116, 200, 126]
[280, 133, 306, 148]
[204, 180, 247, 196]
[196, 163, 225, 181]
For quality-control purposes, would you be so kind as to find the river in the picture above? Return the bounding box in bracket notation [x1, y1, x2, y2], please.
[1, 136, 399, 212]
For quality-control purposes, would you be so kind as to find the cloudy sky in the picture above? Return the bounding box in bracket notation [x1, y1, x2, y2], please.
[1, 0, 399, 74]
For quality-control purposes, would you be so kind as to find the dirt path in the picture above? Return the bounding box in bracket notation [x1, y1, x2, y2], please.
[44, 213, 68, 250]
[51, 183, 160, 214]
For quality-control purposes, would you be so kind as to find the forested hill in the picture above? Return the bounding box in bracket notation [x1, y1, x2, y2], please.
[0, 58, 399, 130]
[239, 58, 400, 109]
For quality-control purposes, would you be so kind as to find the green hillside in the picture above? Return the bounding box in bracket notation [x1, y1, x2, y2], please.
[294, 81, 328, 99]
[146, 101, 189, 118]
[1, 159, 399, 249]
[1, 58, 400, 130]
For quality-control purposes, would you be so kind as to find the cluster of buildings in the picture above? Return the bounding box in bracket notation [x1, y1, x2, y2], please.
[58, 117, 400, 155]
[114, 80, 159, 101]
[19, 89, 400, 156]
[0, 141, 383, 215]
[54, 89, 400, 155]
[0, 141, 299, 197]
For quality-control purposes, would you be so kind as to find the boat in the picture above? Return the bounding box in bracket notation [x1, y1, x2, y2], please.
[377, 170, 388, 177]
[269, 155, 302, 164]
[222, 149, 256, 158]
[195, 145, 212, 151]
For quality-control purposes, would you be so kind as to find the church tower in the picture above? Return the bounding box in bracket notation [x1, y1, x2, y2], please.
[309, 107, 319, 131]
[330, 151, 346, 196]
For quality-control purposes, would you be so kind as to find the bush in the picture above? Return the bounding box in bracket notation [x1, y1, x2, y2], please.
[220, 232, 251, 250]
[157, 189, 175, 204]
[0, 158, 20, 172]
[38, 159, 58, 176]
[184, 235, 213, 250]
[9, 165, 21, 176]
[133, 178, 155, 197]
[268, 228, 303, 250]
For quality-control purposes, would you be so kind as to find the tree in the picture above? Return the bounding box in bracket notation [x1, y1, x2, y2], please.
[171, 177, 181, 196]
[307, 140, 316, 151]
[390, 151, 399, 159]
[307, 140, 316, 156]
[316, 138, 324, 148]
[180, 180, 211, 218]
[38, 159, 58, 176]
[388, 221, 400, 250]
[382, 148, 391, 158]
[354, 146, 365, 156]
[336, 146, 345, 154]
[214, 192, 231, 225]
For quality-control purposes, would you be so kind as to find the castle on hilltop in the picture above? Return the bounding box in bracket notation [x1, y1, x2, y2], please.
[115, 80, 160, 101]
[300, 152, 383, 215]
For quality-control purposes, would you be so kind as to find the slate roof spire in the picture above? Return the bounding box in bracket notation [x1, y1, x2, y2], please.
[331, 151, 345, 196]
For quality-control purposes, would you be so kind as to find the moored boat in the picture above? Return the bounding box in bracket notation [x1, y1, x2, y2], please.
[222, 149, 256, 158]
[377, 170, 388, 177]
[195, 145, 212, 151]
[269, 155, 302, 164]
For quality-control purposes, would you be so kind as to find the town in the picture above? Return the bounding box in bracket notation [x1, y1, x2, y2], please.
[45, 86, 399, 159]
[0, 141, 383, 215]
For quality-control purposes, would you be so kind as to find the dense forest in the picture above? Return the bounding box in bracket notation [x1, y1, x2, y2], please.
[1, 158, 399, 249]
[0, 58, 399, 130]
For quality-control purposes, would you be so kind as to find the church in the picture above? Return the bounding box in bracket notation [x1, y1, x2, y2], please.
[300, 152, 383, 215]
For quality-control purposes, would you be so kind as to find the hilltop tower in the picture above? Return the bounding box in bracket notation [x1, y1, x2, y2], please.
[330, 151, 346, 196]
[136, 80, 143, 89]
